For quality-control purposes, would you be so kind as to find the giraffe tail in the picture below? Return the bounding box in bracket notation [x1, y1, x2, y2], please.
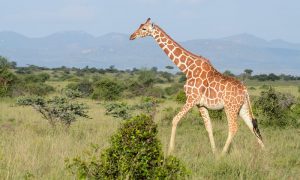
[245, 91, 263, 141]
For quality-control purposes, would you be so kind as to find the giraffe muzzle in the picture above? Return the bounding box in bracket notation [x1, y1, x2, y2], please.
[129, 34, 136, 40]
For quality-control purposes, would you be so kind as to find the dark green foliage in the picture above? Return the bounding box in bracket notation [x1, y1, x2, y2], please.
[67, 80, 93, 97]
[26, 83, 54, 96]
[104, 102, 132, 120]
[291, 98, 300, 122]
[298, 86, 300, 93]
[161, 71, 174, 82]
[175, 90, 187, 103]
[138, 69, 157, 87]
[249, 86, 256, 90]
[23, 73, 50, 83]
[17, 96, 89, 127]
[164, 83, 183, 96]
[0, 56, 18, 97]
[178, 73, 186, 83]
[92, 78, 124, 101]
[223, 70, 235, 77]
[208, 109, 226, 121]
[252, 73, 281, 81]
[253, 87, 297, 127]
[66, 115, 188, 179]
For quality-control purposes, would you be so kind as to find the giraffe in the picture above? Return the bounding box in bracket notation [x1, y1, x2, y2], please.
[129, 18, 265, 155]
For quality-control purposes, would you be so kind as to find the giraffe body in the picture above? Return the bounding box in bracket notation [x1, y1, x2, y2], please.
[130, 18, 264, 155]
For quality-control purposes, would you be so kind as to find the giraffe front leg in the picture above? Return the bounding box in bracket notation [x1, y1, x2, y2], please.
[168, 102, 193, 156]
[198, 106, 217, 154]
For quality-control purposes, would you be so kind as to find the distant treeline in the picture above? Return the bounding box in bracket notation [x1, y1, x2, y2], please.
[2, 56, 300, 82]
[14, 65, 300, 81]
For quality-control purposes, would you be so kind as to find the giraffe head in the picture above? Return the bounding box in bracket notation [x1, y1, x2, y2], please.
[129, 18, 154, 40]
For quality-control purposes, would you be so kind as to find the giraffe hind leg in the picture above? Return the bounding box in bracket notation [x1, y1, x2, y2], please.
[221, 108, 239, 155]
[198, 106, 217, 154]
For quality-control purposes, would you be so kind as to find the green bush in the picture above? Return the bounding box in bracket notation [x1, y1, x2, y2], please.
[138, 69, 157, 88]
[104, 102, 132, 120]
[133, 97, 161, 117]
[253, 87, 297, 127]
[145, 86, 165, 98]
[208, 109, 226, 121]
[63, 89, 83, 99]
[92, 78, 124, 101]
[67, 80, 93, 97]
[259, 84, 269, 90]
[17, 96, 89, 127]
[0, 56, 17, 97]
[164, 83, 182, 96]
[24, 83, 55, 96]
[23, 73, 50, 83]
[175, 90, 187, 103]
[66, 114, 188, 179]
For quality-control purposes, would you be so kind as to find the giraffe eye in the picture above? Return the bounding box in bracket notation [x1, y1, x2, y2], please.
[142, 28, 146, 31]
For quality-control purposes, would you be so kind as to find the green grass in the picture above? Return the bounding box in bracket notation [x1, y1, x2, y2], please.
[0, 94, 299, 179]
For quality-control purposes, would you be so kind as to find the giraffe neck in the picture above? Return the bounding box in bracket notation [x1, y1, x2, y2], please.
[152, 25, 211, 76]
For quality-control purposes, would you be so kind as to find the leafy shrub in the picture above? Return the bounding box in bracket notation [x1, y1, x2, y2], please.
[164, 83, 183, 96]
[17, 96, 89, 127]
[104, 102, 132, 120]
[145, 86, 165, 98]
[175, 90, 187, 103]
[178, 73, 186, 83]
[291, 98, 300, 124]
[259, 84, 269, 90]
[67, 80, 93, 97]
[253, 87, 297, 127]
[63, 89, 83, 99]
[161, 107, 203, 126]
[92, 78, 125, 101]
[23, 73, 50, 83]
[138, 69, 157, 88]
[66, 114, 188, 179]
[208, 109, 226, 121]
[24, 83, 55, 96]
[249, 86, 256, 90]
[133, 97, 161, 118]
[0, 56, 17, 97]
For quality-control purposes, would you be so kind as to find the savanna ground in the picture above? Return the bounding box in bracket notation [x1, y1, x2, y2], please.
[0, 67, 300, 179]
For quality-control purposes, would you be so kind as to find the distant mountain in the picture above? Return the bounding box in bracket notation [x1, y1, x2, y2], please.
[0, 31, 299, 74]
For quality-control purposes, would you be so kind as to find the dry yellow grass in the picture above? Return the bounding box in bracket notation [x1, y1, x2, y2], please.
[0, 89, 299, 179]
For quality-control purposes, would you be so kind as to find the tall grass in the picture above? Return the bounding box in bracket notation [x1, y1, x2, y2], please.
[0, 95, 299, 179]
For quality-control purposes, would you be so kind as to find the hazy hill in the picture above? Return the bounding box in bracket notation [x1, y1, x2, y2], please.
[0, 31, 299, 74]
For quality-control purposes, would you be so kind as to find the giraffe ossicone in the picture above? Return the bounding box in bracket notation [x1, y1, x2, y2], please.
[130, 18, 265, 156]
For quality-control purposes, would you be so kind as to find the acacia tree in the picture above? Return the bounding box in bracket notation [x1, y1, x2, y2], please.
[17, 96, 89, 127]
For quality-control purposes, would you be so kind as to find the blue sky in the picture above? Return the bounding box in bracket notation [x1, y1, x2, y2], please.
[0, 0, 299, 42]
